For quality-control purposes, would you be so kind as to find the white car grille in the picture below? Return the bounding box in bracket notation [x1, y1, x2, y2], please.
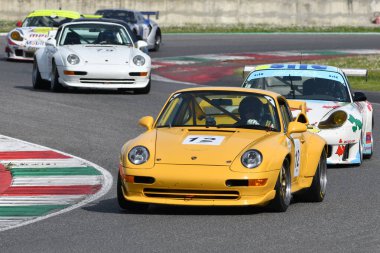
[79, 78, 135, 84]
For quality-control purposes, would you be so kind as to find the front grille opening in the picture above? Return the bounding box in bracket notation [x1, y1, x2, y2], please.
[80, 78, 135, 84]
[327, 145, 332, 158]
[25, 52, 34, 58]
[343, 144, 350, 161]
[226, 179, 249, 187]
[143, 188, 240, 200]
[15, 49, 23, 56]
[134, 176, 155, 184]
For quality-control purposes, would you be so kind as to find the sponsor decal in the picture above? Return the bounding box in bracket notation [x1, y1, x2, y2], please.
[335, 139, 346, 157]
[293, 139, 301, 177]
[182, 135, 225, 145]
[322, 105, 341, 109]
[343, 139, 356, 144]
[366, 132, 372, 144]
[367, 102, 373, 112]
[348, 114, 362, 132]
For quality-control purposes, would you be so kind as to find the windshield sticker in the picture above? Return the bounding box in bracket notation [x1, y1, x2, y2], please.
[183, 135, 225, 145]
[264, 96, 275, 107]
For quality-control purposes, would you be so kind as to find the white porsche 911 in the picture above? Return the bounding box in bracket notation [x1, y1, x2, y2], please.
[242, 64, 373, 166]
[33, 19, 151, 93]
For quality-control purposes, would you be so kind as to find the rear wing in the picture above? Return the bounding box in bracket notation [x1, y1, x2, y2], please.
[288, 100, 307, 116]
[341, 68, 368, 81]
[141, 11, 159, 20]
[243, 65, 256, 79]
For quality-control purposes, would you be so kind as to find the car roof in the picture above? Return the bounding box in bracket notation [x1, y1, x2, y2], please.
[27, 9, 81, 19]
[96, 9, 136, 13]
[69, 18, 138, 42]
[174, 87, 283, 99]
[253, 63, 343, 75]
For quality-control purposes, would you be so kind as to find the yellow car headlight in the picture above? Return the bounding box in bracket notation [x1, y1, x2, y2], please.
[318, 110, 347, 129]
[128, 146, 149, 165]
[241, 149, 262, 169]
[10, 31, 22, 41]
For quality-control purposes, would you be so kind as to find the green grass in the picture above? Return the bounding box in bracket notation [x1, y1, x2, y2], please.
[304, 55, 380, 91]
[0, 20, 17, 33]
[162, 24, 380, 34]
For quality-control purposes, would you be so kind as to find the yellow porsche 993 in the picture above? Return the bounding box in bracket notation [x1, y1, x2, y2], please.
[118, 87, 327, 212]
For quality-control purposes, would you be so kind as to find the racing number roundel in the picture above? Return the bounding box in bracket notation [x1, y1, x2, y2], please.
[293, 139, 301, 177]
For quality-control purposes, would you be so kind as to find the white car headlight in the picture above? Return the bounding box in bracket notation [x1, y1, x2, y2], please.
[128, 146, 149, 165]
[67, 54, 80, 65]
[133, 55, 145, 66]
[241, 149, 262, 169]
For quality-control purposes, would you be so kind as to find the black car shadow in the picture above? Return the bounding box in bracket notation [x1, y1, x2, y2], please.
[82, 197, 277, 216]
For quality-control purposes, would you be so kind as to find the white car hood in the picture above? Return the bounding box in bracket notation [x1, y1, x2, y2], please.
[292, 100, 351, 125]
[63, 45, 135, 65]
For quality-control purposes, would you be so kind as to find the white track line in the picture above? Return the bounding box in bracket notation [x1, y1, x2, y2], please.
[11, 176, 102, 186]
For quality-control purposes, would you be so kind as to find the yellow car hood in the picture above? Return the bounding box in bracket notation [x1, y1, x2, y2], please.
[155, 128, 270, 165]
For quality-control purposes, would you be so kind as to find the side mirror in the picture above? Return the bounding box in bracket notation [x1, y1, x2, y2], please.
[287, 122, 307, 135]
[353, 92, 367, 102]
[45, 38, 56, 47]
[138, 116, 154, 130]
[136, 40, 148, 50]
[48, 30, 57, 38]
[295, 112, 309, 124]
[16, 21, 22, 27]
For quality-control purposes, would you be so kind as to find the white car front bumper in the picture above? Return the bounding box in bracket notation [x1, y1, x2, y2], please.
[57, 64, 151, 89]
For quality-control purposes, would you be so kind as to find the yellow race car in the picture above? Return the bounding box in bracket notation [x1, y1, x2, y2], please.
[118, 87, 327, 212]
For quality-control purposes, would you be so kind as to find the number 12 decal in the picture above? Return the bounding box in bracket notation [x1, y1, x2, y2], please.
[183, 135, 225, 145]
[293, 139, 301, 177]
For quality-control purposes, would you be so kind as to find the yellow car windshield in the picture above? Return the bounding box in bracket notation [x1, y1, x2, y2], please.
[156, 91, 280, 131]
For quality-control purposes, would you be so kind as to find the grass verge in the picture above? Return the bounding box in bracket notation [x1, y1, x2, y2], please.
[162, 24, 380, 34]
[304, 55, 380, 91]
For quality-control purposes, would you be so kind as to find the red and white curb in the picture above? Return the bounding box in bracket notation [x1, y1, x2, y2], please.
[0, 135, 113, 232]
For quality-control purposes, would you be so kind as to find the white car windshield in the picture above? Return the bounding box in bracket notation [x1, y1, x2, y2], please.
[59, 23, 133, 46]
[243, 69, 351, 102]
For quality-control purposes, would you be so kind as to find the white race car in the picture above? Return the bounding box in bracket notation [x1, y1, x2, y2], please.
[5, 9, 83, 61]
[95, 9, 162, 51]
[242, 64, 373, 165]
[33, 19, 151, 93]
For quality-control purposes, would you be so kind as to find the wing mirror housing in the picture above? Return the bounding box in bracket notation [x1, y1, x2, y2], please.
[287, 122, 307, 135]
[139, 116, 154, 130]
[45, 37, 57, 47]
[16, 21, 22, 27]
[353, 92, 367, 102]
[136, 40, 148, 50]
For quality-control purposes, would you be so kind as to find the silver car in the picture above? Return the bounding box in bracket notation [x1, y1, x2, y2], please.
[95, 9, 162, 51]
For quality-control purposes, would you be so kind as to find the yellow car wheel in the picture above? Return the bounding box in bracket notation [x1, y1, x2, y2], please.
[117, 174, 149, 213]
[269, 159, 291, 212]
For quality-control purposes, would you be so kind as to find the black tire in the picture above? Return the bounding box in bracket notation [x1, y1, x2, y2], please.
[269, 159, 291, 212]
[152, 30, 161, 51]
[51, 63, 65, 92]
[303, 150, 327, 202]
[32, 61, 50, 89]
[117, 174, 149, 212]
[134, 80, 151, 94]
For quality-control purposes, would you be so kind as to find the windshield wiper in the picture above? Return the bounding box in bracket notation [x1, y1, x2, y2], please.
[232, 124, 278, 131]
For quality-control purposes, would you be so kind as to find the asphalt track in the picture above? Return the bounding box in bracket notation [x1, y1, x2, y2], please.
[0, 34, 379, 252]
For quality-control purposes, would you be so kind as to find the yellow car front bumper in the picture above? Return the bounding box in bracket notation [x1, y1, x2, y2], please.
[120, 164, 280, 206]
